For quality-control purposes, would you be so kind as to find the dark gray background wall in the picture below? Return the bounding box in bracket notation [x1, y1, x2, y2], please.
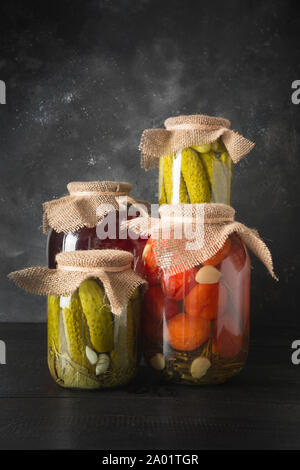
[0, 0, 299, 326]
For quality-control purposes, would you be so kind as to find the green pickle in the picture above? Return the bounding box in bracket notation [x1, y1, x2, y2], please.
[78, 279, 114, 353]
[181, 148, 211, 203]
[111, 288, 140, 384]
[47, 280, 141, 390]
[47, 295, 60, 352]
[158, 138, 232, 205]
[162, 155, 189, 204]
[62, 291, 88, 366]
[158, 156, 167, 205]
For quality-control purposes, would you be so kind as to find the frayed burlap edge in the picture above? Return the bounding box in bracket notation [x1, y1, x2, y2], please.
[43, 181, 150, 234]
[139, 114, 255, 169]
[126, 203, 277, 280]
[8, 250, 148, 315]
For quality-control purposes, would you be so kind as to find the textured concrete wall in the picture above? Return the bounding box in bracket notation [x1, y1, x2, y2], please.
[0, 0, 299, 325]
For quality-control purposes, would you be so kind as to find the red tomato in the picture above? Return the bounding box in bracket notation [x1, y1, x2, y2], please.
[160, 267, 198, 301]
[213, 313, 243, 359]
[184, 283, 219, 320]
[141, 239, 162, 285]
[203, 238, 231, 266]
[165, 313, 210, 351]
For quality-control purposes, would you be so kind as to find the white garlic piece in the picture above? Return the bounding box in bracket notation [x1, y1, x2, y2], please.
[142, 242, 151, 261]
[195, 265, 221, 284]
[96, 354, 110, 376]
[150, 353, 165, 370]
[85, 346, 98, 365]
[190, 357, 211, 379]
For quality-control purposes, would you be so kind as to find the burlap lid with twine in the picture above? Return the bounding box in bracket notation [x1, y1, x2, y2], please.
[8, 250, 147, 315]
[140, 114, 255, 169]
[126, 203, 277, 279]
[43, 181, 150, 234]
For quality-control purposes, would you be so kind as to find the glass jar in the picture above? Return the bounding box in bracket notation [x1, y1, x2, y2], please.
[47, 205, 148, 269]
[158, 139, 232, 205]
[47, 279, 142, 389]
[141, 233, 250, 384]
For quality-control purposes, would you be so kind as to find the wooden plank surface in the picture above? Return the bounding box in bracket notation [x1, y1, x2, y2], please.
[0, 323, 299, 449]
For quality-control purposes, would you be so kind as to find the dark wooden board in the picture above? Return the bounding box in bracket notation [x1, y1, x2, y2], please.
[0, 323, 299, 449]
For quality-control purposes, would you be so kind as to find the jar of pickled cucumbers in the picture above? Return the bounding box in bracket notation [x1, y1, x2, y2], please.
[158, 141, 232, 205]
[43, 181, 149, 269]
[126, 203, 276, 384]
[139, 114, 255, 205]
[8, 250, 147, 390]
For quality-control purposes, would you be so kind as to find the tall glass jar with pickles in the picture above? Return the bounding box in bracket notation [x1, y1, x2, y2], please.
[158, 139, 232, 205]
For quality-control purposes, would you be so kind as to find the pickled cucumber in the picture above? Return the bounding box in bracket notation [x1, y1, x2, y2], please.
[126, 302, 136, 364]
[162, 155, 189, 204]
[162, 155, 173, 203]
[111, 311, 130, 370]
[159, 157, 167, 205]
[178, 174, 189, 204]
[191, 144, 211, 153]
[181, 148, 211, 203]
[127, 290, 141, 363]
[211, 140, 226, 153]
[47, 295, 60, 352]
[61, 292, 87, 366]
[211, 153, 231, 203]
[79, 279, 114, 353]
[159, 181, 167, 205]
[111, 290, 140, 372]
[221, 151, 232, 169]
[199, 152, 214, 189]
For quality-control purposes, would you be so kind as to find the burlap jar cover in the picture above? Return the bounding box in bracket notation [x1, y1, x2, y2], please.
[43, 181, 150, 234]
[126, 203, 277, 279]
[139, 114, 255, 169]
[8, 250, 147, 315]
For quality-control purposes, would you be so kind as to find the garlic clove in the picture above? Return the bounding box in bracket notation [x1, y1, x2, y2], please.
[142, 243, 151, 261]
[195, 265, 221, 284]
[95, 353, 110, 376]
[85, 345, 98, 365]
[190, 357, 211, 379]
[149, 353, 165, 370]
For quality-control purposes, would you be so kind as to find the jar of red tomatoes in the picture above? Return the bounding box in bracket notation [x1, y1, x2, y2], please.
[43, 181, 149, 269]
[133, 203, 276, 385]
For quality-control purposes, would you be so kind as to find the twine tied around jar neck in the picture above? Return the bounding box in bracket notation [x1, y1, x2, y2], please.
[160, 215, 234, 224]
[57, 263, 133, 274]
[68, 191, 130, 197]
[139, 114, 255, 169]
[8, 250, 147, 315]
[166, 123, 222, 131]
